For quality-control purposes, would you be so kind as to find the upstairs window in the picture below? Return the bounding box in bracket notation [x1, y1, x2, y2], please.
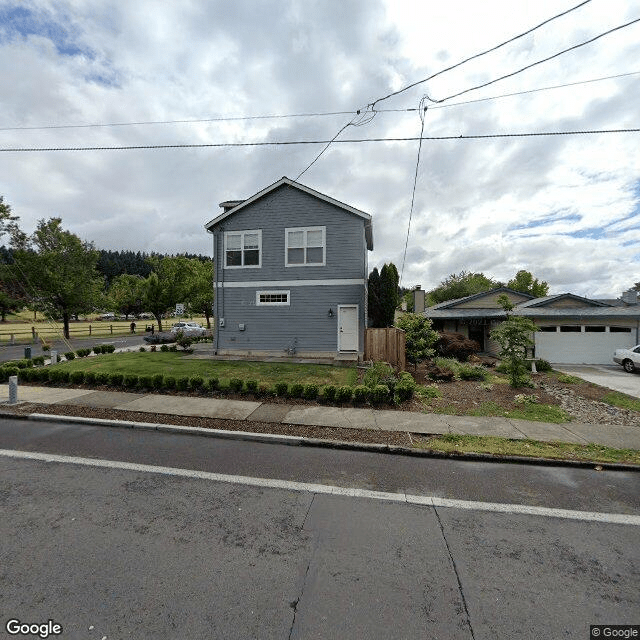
[286, 226, 325, 266]
[225, 230, 261, 268]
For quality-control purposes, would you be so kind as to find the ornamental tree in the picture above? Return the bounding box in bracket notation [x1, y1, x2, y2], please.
[395, 312, 439, 369]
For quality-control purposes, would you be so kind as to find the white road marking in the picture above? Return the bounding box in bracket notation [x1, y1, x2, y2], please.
[1, 448, 639, 526]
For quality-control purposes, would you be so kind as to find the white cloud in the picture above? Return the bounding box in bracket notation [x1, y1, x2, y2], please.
[0, 0, 638, 299]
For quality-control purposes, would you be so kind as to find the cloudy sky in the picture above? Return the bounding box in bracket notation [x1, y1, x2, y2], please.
[0, 0, 638, 298]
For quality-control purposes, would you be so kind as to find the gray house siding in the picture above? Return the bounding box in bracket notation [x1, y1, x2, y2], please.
[213, 184, 367, 283]
[215, 284, 365, 354]
[208, 181, 371, 358]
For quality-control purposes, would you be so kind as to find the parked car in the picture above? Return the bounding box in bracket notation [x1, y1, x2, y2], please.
[170, 321, 207, 337]
[613, 344, 640, 373]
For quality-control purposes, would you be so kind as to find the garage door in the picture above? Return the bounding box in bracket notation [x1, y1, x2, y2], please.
[535, 328, 635, 364]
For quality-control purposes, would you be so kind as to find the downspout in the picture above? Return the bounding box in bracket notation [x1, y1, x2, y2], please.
[212, 230, 219, 355]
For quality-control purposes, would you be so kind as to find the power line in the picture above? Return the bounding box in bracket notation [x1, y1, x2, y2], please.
[1, 128, 638, 152]
[369, 0, 593, 108]
[423, 70, 640, 110]
[428, 17, 640, 105]
[2, 70, 636, 133]
[400, 100, 428, 287]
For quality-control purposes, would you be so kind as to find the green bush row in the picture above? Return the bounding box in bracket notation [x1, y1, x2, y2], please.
[12, 367, 418, 406]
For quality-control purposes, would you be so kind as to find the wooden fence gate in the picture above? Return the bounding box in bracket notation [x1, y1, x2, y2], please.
[364, 328, 406, 370]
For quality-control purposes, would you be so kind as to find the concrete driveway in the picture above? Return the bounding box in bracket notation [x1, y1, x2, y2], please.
[554, 364, 640, 398]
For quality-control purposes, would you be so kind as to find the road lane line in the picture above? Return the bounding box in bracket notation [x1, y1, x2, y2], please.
[2, 448, 639, 526]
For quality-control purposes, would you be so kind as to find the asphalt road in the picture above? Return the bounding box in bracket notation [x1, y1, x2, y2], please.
[0, 335, 147, 363]
[1, 417, 638, 639]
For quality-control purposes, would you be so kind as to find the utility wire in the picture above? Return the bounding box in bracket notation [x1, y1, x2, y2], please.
[400, 99, 428, 287]
[295, 0, 593, 180]
[2, 70, 636, 133]
[427, 17, 640, 105]
[1, 128, 638, 152]
[423, 70, 640, 110]
[369, 0, 593, 108]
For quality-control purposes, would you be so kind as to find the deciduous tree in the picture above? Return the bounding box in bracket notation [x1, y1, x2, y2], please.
[507, 270, 549, 297]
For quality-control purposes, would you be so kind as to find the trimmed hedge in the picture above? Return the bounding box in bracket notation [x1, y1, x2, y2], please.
[335, 385, 352, 404]
[229, 378, 243, 393]
[69, 371, 84, 384]
[245, 379, 258, 393]
[320, 385, 336, 403]
[289, 383, 304, 398]
[352, 385, 369, 404]
[64, 352, 76, 360]
[302, 383, 319, 400]
[369, 384, 390, 405]
[274, 382, 288, 397]
[176, 376, 190, 391]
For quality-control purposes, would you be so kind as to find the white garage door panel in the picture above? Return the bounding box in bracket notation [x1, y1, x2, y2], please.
[535, 332, 635, 365]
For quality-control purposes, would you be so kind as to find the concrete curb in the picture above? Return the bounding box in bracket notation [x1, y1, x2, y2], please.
[4, 410, 638, 473]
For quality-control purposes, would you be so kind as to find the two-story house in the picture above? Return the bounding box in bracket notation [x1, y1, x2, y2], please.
[204, 177, 374, 360]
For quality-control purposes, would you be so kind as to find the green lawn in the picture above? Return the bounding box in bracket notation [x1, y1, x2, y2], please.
[416, 434, 640, 465]
[58, 352, 357, 386]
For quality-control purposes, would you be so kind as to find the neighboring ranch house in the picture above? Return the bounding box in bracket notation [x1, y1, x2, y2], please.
[204, 177, 373, 360]
[422, 287, 640, 365]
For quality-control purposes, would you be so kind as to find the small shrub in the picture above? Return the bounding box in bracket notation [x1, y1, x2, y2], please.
[427, 365, 455, 382]
[335, 385, 353, 404]
[41, 343, 51, 351]
[95, 372, 109, 385]
[57, 370, 70, 383]
[434, 331, 480, 362]
[245, 379, 258, 393]
[30, 367, 47, 382]
[84, 371, 97, 385]
[421, 384, 442, 399]
[139, 346, 146, 352]
[69, 371, 84, 384]
[289, 383, 304, 398]
[229, 377, 243, 393]
[363, 362, 395, 388]
[257, 383, 272, 397]
[207, 377, 219, 391]
[123, 374, 138, 388]
[457, 363, 489, 381]
[19, 368, 34, 382]
[32, 356, 45, 366]
[163, 375, 176, 389]
[176, 376, 190, 391]
[64, 351, 76, 360]
[77, 348, 91, 358]
[302, 383, 319, 400]
[274, 382, 288, 397]
[394, 381, 415, 403]
[93, 345, 103, 355]
[175, 331, 194, 351]
[109, 372, 124, 386]
[152, 374, 164, 389]
[150, 345, 157, 352]
[352, 385, 369, 404]
[495, 361, 508, 374]
[369, 384, 390, 405]
[160, 344, 169, 352]
[190, 375, 204, 390]
[535, 359, 552, 372]
[103, 344, 116, 353]
[169, 345, 178, 352]
[138, 375, 154, 389]
[320, 385, 337, 403]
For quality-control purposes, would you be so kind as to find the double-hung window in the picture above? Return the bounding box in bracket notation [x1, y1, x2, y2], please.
[285, 226, 325, 266]
[225, 230, 261, 268]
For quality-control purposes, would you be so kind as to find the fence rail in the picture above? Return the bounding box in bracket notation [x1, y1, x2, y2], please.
[364, 327, 406, 370]
[0, 324, 139, 344]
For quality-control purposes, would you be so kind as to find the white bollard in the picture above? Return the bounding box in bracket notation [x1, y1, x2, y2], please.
[51, 350, 58, 365]
[8, 375, 18, 404]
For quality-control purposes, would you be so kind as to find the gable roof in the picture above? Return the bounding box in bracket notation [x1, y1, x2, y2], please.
[515, 293, 611, 308]
[204, 176, 373, 250]
[431, 287, 534, 310]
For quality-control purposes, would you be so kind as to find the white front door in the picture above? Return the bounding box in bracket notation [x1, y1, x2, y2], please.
[338, 305, 358, 352]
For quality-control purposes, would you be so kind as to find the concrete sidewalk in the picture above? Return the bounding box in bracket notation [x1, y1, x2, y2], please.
[2, 384, 640, 450]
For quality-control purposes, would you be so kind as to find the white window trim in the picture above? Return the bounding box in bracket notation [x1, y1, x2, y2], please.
[256, 290, 290, 306]
[285, 226, 326, 267]
[224, 229, 262, 269]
